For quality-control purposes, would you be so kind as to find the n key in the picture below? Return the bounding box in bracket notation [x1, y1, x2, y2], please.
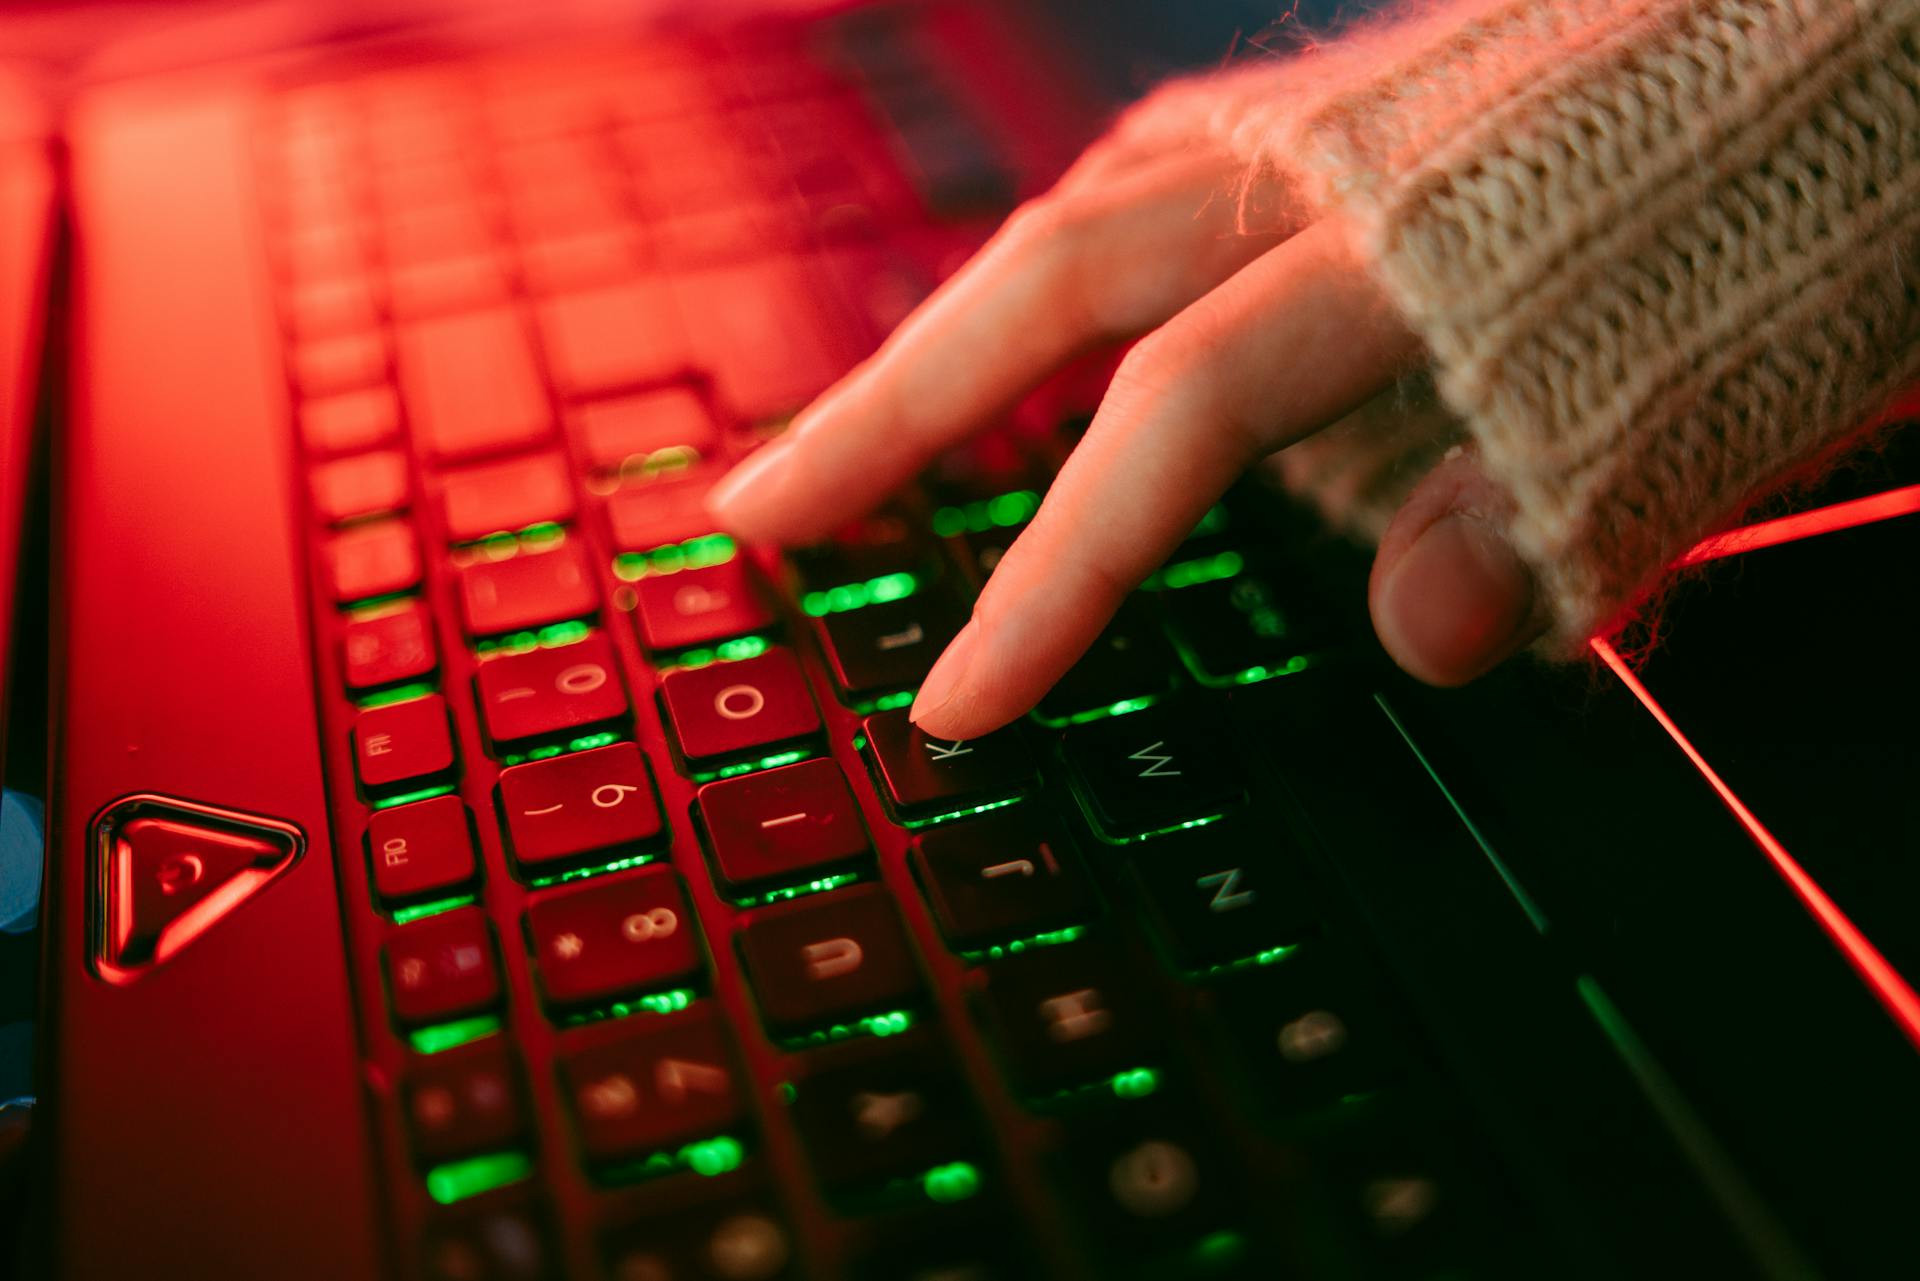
[1060, 706, 1244, 841]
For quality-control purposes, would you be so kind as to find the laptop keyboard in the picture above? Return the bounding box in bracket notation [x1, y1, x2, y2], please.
[255, 11, 1525, 1281]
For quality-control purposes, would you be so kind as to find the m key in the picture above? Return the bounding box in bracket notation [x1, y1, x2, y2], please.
[1060, 705, 1244, 841]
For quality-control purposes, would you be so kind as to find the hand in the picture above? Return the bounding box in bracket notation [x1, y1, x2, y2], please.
[707, 130, 1544, 739]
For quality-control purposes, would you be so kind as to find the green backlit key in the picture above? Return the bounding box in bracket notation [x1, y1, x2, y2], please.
[1032, 599, 1175, 727]
[1158, 569, 1327, 687]
[1060, 705, 1244, 842]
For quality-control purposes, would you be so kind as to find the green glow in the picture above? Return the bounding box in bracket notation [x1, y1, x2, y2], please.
[662, 634, 771, 671]
[731, 872, 863, 908]
[1028, 694, 1160, 730]
[780, 1008, 916, 1050]
[371, 783, 456, 810]
[1141, 550, 1244, 592]
[931, 489, 1041, 537]
[407, 1013, 503, 1055]
[690, 748, 812, 784]
[897, 794, 1026, 831]
[613, 534, 737, 581]
[601, 1134, 746, 1185]
[1089, 812, 1227, 846]
[958, 925, 1087, 963]
[355, 681, 438, 709]
[568, 730, 622, 752]
[474, 619, 593, 658]
[557, 988, 697, 1028]
[425, 1151, 532, 1204]
[1178, 651, 1316, 690]
[1193, 944, 1299, 979]
[922, 1161, 982, 1203]
[499, 730, 630, 768]
[800, 571, 920, 616]
[1034, 1062, 1163, 1109]
[855, 689, 917, 714]
[459, 524, 568, 565]
[392, 893, 475, 925]
[1188, 504, 1230, 539]
[1192, 1230, 1248, 1268]
[776, 1081, 797, 1104]
[525, 851, 655, 888]
[1110, 1067, 1161, 1099]
[340, 589, 415, 613]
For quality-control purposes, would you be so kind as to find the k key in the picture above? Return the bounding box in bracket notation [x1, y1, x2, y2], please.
[1060, 706, 1244, 842]
[861, 707, 1036, 821]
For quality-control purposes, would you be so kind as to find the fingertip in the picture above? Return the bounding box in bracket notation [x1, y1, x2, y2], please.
[1371, 509, 1540, 686]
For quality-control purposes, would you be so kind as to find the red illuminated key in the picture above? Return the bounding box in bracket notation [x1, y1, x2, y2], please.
[736, 885, 921, 1035]
[535, 280, 691, 399]
[673, 261, 850, 422]
[633, 560, 773, 653]
[499, 742, 664, 869]
[327, 520, 421, 603]
[457, 541, 598, 636]
[527, 866, 702, 1007]
[300, 385, 398, 455]
[697, 759, 870, 894]
[366, 795, 476, 902]
[475, 632, 628, 746]
[570, 386, 718, 472]
[659, 648, 819, 767]
[387, 254, 509, 320]
[294, 331, 388, 397]
[439, 452, 577, 543]
[398, 307, 553, 461]
[342, 601, 437, 691]
[310, 449, 409, 524]
[559, 1011, 745, 1164]
[384, 909, 499, 1026]
[405, 1042, 527, 1165]
[604, 471, 718, 553]
[287, 276, 378, 339]
[354, 695, 455, 794]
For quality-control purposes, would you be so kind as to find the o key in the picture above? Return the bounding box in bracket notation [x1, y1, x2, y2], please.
[659, 647, 820, 768]
[475, 632, 629, 747]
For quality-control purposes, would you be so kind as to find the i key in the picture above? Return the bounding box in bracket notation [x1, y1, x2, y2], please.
[476, 631, 628, 747]
[697, 758, 870, 896]
[1060, 705, 1245, 841]
[499, 742, 664, 871]
[736, 885, 921, 1036]
[911, 809, 1092, 950]
[861, 707, 1037, 820]
[526, 866, 702, 1008]
[659, 647, 819, 768]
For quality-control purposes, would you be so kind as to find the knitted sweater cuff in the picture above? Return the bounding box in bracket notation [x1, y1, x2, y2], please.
[1139, 0, 1920, 648]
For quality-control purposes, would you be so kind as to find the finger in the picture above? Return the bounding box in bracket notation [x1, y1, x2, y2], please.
[706, 150, 1304, 544]
[1368, 448, 1547, 686]
[912, 218, 1422, 738]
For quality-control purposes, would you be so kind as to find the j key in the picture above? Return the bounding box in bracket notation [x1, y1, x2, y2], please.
[603, 1201, 798, 1281]
[604, 471, 719, 553]
[790, 1044, 980, 1195]
[527, 866, 702, 1007]
[535, 280, 691, 399]
[571, 385, 719, 472]
[354, 695, 456, 795]
[659, 648, 819, 767]
[697, 758, 871, 894]
[912, 810, 1092, 951]
[476, 632, 629, 746]
[499, 742, 664, 869]
[440, 452, 577, 543]
[1209, 949, 1400, 1115]
[368, 794, 477, 902]
[398, 307, 553, 462]
[342, 600, 437, 690]
[559, 1011, 746, 1164]
[978, 942, 1152, 1095]
[1060, 707, 1245, 841]
[327, 519, 421, 603]
[405, 1041, 527, 1165]
[634, 559, 774, 653]
[1033, 601, 1175, 726]
[1125, 820, 1320, 970]
[814, 594, 965, 701]
[310, 449, 409, 524]
[861, 708, 1037, 819]
[1160, 570, 1325, 686]
[1059, 1110, 1246, 1265]
[458, 540, 598, 636]
[736, 885, 922, 1035]
[300, 385, 399, 456]
[385, 909, 500, 1026]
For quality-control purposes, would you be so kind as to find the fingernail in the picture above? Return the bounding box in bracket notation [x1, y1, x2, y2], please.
[910, 620, 981, 727]
[705, 438, 794, 525]
[1376, 512, 1536, 686]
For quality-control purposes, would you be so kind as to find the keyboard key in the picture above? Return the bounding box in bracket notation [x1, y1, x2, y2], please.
[327, 519, 422, 603]
[673, 261, 850, 422]
[385, 909, 500, 1026]
[527, 866, 702, 1007]
[518, 224, 643, 295]
[861, 708, 1036, 820]
[287, 275, 379, 338]
[603, 1201, 797, 1281]
[475, 632, 629, 746]
[911, 810, 1092, 951]
[1058, 1109, 1245, 1262]
[697, 758, 870, 895]
[342, 600, 437, 690]
[1159, 569, 1327, 685]
[421, 1201, 552, 1281]
[1033, 601, 1175, 725]
[293, 331, 388, 398]
[387, 254, 509, 320]
[405, 1041, 527, 1165]
[310, 449, 410, 524]
[790, 1043, 980, 1195]
[978, 942, 1152, 1094]
[736, 884, 921, 1035]
[814, 594, 965, 701]
[634, 559, 774, 653]
[1209, 950, 1400, 1115]
[354, 694, 456, 794]
[571, 385, 719, 472]
[535, 280, 691, 399]
[440, 452, 577, 543]
[559, 1011, 746, 1164]
[1124, 820, 1320, 970]
[299, 385, 399, 455]
[1060, 707, 1245, 841]
[789, 514, 928, 600]
[604, 470, 719, 553]
[399, 307, 553, 462]
[659, 648, 819, 767]
[499, 742, 664, 870]
[457, 540, 598, 636]
[368, 794, 477, 902]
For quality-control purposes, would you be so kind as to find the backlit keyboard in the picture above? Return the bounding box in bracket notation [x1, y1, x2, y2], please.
[257, 11, 1531, 1280]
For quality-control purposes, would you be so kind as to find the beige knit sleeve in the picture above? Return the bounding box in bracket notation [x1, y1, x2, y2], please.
[1137, 0, 1920, 649]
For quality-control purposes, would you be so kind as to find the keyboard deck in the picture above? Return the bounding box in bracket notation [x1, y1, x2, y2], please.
[257, 10, 1533, 1280]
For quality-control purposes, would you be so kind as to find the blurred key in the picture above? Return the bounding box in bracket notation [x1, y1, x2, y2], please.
[300, 385, 399, 455]
[1160, 570, 1327, 686]
[354, 694, 455, 795]
[536, 280, 690, 399]
[526, 866, 702, 1007]
[978, 942, 1152, 1094]
[1060, 707, 1245, 842]
[633, 559, 773, 653]
[814, 594, 965, 701]
[912, 810, 1091, 951]
[406, 1041, 527, 1165]
[342, 600, 437, 690]
[659, 648, 819, 767]
[310, 449, 409, 524]
[570, 385, 718, 472]
[1209, 949, 1400, 1115]
[1059, 1109, 1246, 1264]
[697, 758, 870, 895]
[440, 452, 577, 543]
[457, 541, 598, 636]
[518, 224, 643, 295]
[368, 794, 476, 903]
[604, 470, 718, 553]
[293, 331, 389, 398]
[287, 276, 379, 339]
[499, 742, 664, 869]
[399, 307, 553, 461]
[559, 1011, 746, 1164]
[422, 1201, 551, 1281]
[736, 884, 921, 1035]
[673, 261, 850, 422]
[388, 254, 510, 320]
[326, 519, 421, 603]
[861, 708, 1036, 820]
[1124, 820, 1320, 970]
[603, 1201, 797, 1281]
[385, 909, 500, 1026]
[789, 514, 928, 600]
[790, 1044, 980, 1195]
[1033, 601, 1175, 726]
[475, 632, 629, 746]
